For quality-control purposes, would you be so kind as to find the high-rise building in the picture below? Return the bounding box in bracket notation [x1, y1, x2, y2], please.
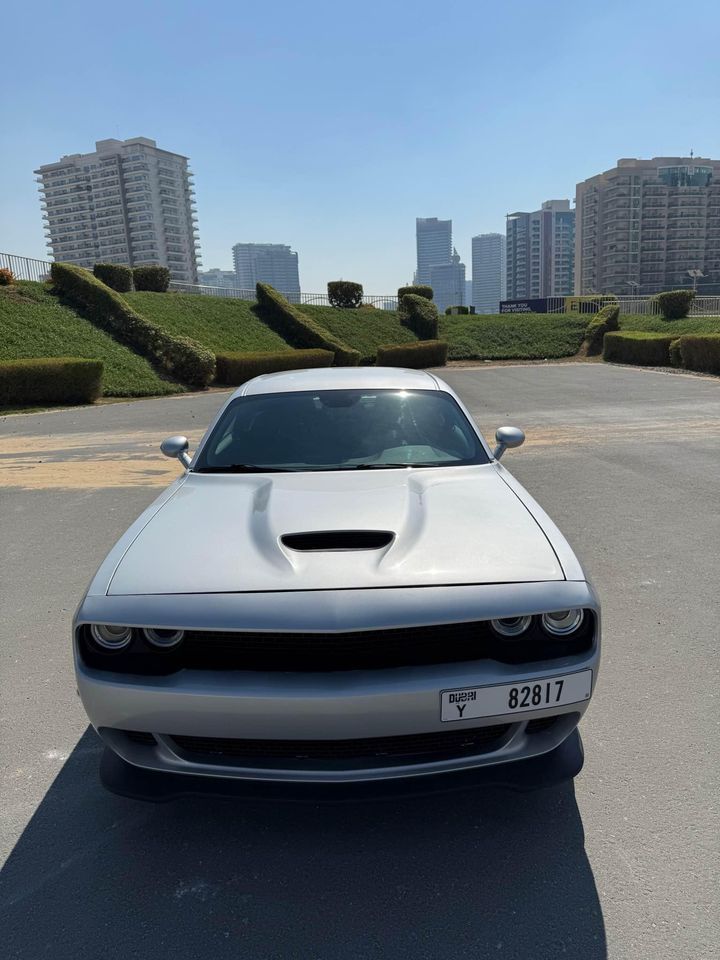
[416, 217, 452, 286]
[35, 137, 200, 283]
[575, 157, 720, 295]
[506, 200, 575, 300]
[197, 268, 238, 289]
[232, 243, 301, 297]
[430, 249, 466, 312]
[472, 233, 506, 313]
[465, 279, 473, 308]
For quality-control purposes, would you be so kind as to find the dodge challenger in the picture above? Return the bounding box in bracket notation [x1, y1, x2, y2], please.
[73, 367, 600, 799]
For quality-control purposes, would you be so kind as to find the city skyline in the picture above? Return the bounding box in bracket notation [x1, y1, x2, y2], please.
[3, 1, 718, 292]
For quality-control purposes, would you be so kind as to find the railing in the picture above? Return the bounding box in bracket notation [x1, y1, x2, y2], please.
[169, 280, 400, 310]
[0, 252, 52, 282]
[1, 252, 717, 316]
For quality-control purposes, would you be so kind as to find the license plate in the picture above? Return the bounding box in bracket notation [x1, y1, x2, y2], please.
[440, 669, 593, 722]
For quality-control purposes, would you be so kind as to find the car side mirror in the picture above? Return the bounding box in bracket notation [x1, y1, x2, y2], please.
[161, 435, 191, 469]
[493, 426, 525, 461]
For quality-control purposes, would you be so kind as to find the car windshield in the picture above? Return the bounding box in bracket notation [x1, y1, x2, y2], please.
[193, 389, 489, 473]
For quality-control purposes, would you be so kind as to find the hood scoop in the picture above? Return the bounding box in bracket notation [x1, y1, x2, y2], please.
[281, 530, 394, 552]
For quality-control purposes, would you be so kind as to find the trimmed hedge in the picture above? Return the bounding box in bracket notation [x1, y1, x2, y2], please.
[399, 293, 439, 339]
[50, 263, 215, 387]
[215, 349, 334, 385]
[669, 338, 683, 367]
[676, 334, 720, 374]
[255, 282, 360, 366]
[133, 265, 170, 292]
[584, 304, 620, 355]
[376, 340, 448, 368]
[654, 289, 695, 320]
[0, 268, 15, 286]
[93, 263, 132, 293]
[327, 280, 363, 309]
[445, 305, 469, 315]
[603, 332, 676, 366]
[398, 285, 433, 301]
[0, 357, 103, 405]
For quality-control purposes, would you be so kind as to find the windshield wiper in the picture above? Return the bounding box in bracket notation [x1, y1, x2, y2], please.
[194, 464, 296, 473]
[350, 462, 439, 470]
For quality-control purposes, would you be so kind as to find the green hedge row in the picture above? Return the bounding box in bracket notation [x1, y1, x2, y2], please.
[603, 332, 676, 366]
[674, 334, 720, 374]
[215, 349, 334, 385]
[133, 265, 170, 292]
[654, 289, 695, 320]
[92, 263, 170, 293]
[376, 340, 448, 368]
[0, 358, 103, 405]
[585, 304, 620, 355]
[50, 263, 215, 388]
[399, 293, 440, 339]
[327, 280, 363, 309]
[93, 263, 132, 292]
[398, 285, 433, 301]
[255, 282, 360, 366]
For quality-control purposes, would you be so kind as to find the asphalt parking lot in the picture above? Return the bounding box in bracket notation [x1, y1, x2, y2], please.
[1, 362, 718, 959]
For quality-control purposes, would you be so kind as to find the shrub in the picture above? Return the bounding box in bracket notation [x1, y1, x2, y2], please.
[445, 305, 469, 315]
[603, 332, 676, 366]
[215, 349, 334, 385]
[398, 285, 433, 301]
[133, 265, 171, 292]
[584, 304, 620, 355]
[327, 280, 363, 309]
[93, 263, 133, 293]
[0, 267, 15, 286]
[399, 293, 439, 339]
[0, 358, 103, 405]
[669, 338, 683, 367]
[654, 289, 695, 320]
[255, 282, 360, 366]
[50, 263, 215, 387]
[676, 334, 720, 374]
[376, 340, 448, 368]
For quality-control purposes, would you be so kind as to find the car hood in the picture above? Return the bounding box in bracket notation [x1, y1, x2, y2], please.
[107, 466, 564, 596]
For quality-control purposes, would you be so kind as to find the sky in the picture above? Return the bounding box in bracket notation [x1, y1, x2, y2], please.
[2, 0, 719, 293]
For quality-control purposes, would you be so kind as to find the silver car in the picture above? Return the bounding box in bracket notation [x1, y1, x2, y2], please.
[74, 367, 600, 800]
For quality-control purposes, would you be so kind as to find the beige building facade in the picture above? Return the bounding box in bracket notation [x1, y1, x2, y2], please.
[575, 157, 720, 295]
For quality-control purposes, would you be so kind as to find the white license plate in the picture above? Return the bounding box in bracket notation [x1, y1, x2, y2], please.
[440, 670, 593, 722]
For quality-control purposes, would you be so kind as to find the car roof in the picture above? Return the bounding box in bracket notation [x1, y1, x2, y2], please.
[235, 366, 442, 398]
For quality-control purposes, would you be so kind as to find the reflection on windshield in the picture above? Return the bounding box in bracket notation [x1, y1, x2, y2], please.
[194, 389, 488, 473]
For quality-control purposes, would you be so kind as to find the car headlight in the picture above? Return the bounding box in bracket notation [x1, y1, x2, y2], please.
[90, 623, 133, 650]
[142, 627, 185, 648]
[541, 609, 584, 636]
[490, 615, 532, 638]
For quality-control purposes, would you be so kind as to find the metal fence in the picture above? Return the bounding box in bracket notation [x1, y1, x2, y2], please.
[0, 252, 52, 282]
[614, 295, 720, 316]
[2, 251, 719, 316]
[169, 280, 400, 310]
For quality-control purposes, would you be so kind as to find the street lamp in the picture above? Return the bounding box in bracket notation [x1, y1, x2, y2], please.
[687, 269, 704, 293]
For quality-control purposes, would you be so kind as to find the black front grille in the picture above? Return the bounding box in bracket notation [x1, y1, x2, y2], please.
[170, 724, 511, 769]
[80, 615, 594, 676]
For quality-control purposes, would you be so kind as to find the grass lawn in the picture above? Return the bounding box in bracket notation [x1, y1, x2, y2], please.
[439, 313, 588, 361]
[125, 291, 291, 354]
[299, 305, 417, 363]
[0, 282, 181, 397]
[619, 314, 720, 335]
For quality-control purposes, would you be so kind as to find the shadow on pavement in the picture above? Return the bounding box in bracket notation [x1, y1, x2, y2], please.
[1, 728, 606, 959]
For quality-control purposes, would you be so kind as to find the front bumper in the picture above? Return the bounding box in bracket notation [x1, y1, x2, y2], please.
[74, 582, 600, 786]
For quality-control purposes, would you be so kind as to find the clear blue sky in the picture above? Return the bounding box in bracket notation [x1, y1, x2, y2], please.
[2, 0, 719, 292]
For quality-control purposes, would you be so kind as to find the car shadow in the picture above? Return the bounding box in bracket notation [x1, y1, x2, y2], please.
[1, 728, 606, 960]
